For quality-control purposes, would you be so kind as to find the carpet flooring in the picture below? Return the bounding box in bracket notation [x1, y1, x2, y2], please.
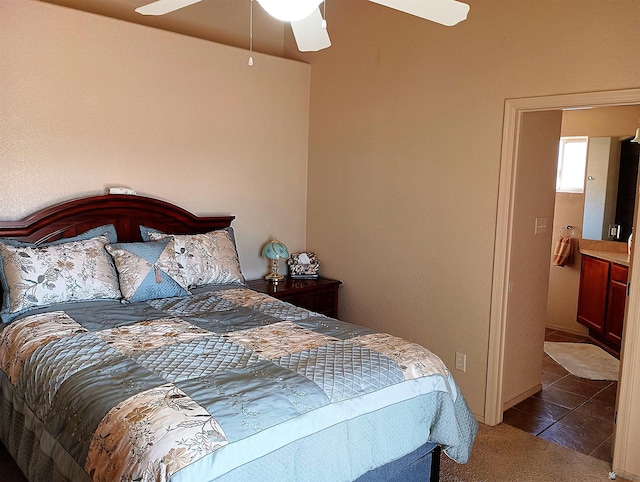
[440, 423, 630, 482]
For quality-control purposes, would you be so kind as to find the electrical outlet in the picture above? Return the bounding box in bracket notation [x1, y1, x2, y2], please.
[455, 352, 467, 372]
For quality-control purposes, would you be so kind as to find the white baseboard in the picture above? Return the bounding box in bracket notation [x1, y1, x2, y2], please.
[545, 323, 588, 336]
[502, 384, 542, 412]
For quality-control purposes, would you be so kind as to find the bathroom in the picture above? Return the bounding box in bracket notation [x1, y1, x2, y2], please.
[546, 104, 640, 345]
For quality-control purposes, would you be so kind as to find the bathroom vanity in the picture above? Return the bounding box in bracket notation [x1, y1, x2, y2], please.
[577, 251, 629, 358]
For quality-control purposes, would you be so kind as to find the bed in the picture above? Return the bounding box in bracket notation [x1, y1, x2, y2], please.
[0, 194, 477, 482]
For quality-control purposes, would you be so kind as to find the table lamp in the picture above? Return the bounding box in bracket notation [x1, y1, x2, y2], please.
[261, 238, 289, 283]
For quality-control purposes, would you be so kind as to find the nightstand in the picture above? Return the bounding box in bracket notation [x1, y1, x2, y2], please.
[246, 277, 342, 318]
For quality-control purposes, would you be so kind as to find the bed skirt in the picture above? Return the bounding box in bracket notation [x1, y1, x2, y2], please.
[356, 443, 440, 482]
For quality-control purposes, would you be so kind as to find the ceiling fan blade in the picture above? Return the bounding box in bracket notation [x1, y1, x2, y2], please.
[369, 0, 469, 26]
[290, 8, 331, 52]
[135, 0, 202, 16]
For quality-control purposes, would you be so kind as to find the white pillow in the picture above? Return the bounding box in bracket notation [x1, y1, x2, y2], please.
[0, 234, 121, 322]
[148, 230, 245, 288]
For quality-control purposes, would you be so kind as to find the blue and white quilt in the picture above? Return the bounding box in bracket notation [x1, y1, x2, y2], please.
[0, 286, 477, 481]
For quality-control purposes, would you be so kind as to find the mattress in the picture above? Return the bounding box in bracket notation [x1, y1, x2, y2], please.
[0, 285, 477, 481]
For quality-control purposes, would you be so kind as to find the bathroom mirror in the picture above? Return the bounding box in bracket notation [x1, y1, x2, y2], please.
[582, 138, 639, 242]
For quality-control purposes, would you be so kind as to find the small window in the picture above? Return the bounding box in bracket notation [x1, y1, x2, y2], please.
[556, 136, 588, 193]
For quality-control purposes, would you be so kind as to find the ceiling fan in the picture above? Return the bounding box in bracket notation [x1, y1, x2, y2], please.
[135, 0, 470, 53]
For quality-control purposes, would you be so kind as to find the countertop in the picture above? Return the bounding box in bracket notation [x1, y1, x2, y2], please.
[580, 249, 630, 267]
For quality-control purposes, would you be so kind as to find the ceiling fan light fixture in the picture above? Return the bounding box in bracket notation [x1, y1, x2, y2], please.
[256, 0, 322, 21]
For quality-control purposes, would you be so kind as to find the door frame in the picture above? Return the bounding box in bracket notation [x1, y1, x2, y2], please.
[486, 88, 640, 472]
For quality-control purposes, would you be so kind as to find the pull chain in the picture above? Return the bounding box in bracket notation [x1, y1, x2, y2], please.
[322, 0, 327, 29]
[248, 0, 254, 66]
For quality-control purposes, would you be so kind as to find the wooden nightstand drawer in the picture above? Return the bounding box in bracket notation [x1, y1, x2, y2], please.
[246, 277, 342, 318]
[279, 291, 317, 311]
[278, 288, 335, 315]
[315, 288, 339, 314]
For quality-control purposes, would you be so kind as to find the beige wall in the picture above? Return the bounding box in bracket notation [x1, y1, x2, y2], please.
[288, 0, 640, 422]
[1, 0, 311, 280]
[562, 105, 640, 138]
[547, 192, 587, 334]
[41, 0, 287, 57]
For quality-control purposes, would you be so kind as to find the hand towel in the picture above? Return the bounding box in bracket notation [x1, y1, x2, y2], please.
[553, 236, 573, 267]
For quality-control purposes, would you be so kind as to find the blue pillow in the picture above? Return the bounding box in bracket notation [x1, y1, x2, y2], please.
[0, 224, 117, 248]
[0, 225, 118, 323]
[105, 238, 190, 303]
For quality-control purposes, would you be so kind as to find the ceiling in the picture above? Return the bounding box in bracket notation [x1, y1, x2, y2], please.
[40, 0, 289, 56]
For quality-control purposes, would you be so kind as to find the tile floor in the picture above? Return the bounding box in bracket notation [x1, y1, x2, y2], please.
[503, 328, 618, 463]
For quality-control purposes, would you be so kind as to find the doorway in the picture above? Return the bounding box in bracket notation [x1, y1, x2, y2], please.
[547, 109, 640, 347]
[486, 88, 640, 479]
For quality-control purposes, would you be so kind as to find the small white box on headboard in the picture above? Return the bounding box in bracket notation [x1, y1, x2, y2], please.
[105, 187, 137, 195]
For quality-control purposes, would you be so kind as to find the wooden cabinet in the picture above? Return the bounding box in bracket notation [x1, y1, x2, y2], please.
[606, 264, 628, 346]
[246, 277, 342, 318]
[577, 255, 627, 357]
[577, 256, 610, 333]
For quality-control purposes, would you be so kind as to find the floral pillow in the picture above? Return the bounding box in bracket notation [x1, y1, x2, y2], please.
[105, 238, 190, 302]
[0, 224, 118, 321]
[0, 234, 121, 323]
[146, 229, 245, 288]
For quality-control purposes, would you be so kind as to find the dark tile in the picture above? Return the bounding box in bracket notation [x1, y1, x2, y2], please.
[541, 370, 565, 386]
[503, 408, 555, 436]
[575, 398, 616, 422]
[542, 357, 569, 377]
[593, 383, 618, 406]
[537, 410, 613, 456]
[519, 329, 620, 460]
[532, 385, 588, 410]
[590, 435, 613, 463]
[552, 375, 611, 398]
[512, 396, 570, 421]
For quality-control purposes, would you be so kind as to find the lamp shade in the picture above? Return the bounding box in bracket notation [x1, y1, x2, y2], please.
[261, 239, 289, 260]
[256, 0, 322, 21]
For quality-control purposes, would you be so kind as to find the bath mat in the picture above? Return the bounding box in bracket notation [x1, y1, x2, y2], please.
[544, 342, 619, 381]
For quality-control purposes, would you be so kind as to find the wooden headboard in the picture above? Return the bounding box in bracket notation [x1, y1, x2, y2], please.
[0, 195, 234, 243]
